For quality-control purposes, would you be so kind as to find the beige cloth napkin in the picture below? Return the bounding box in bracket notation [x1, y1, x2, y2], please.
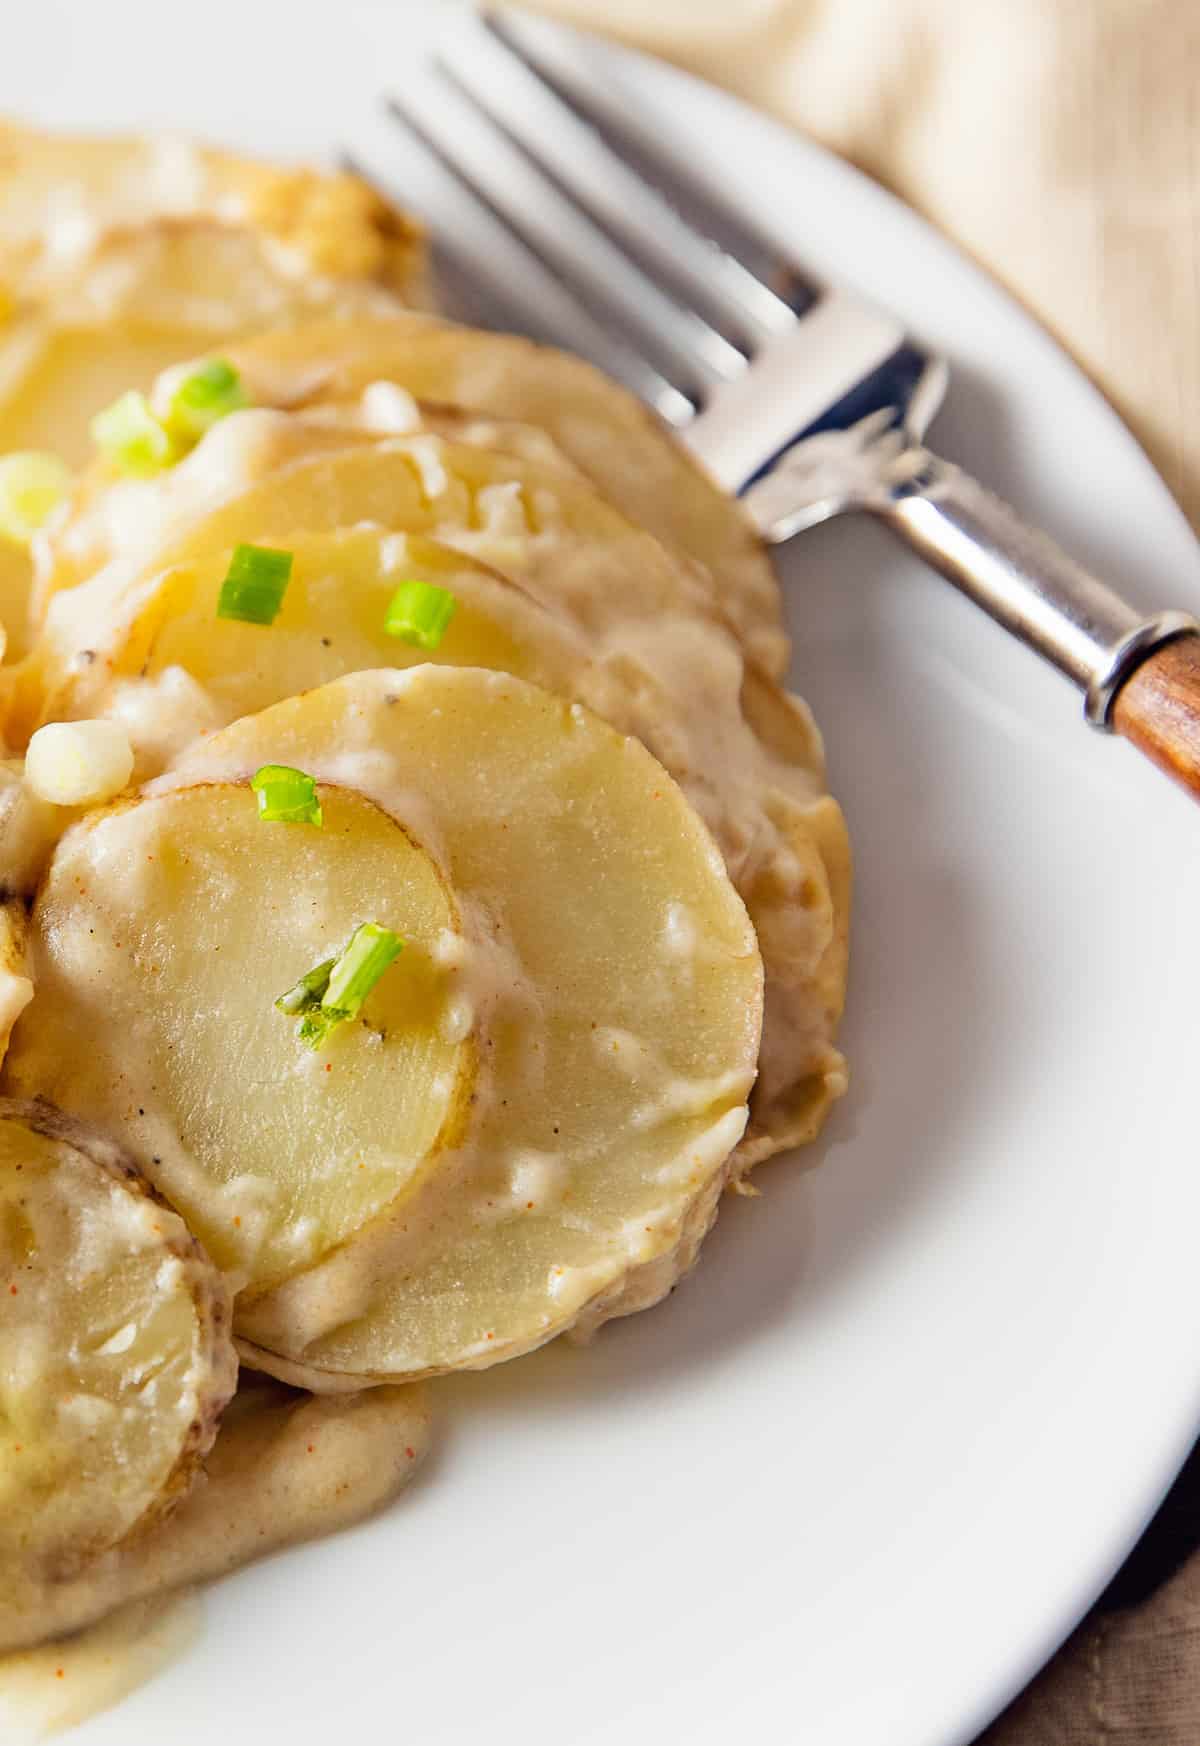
[528, 2, 1200, 1740]
[981, 1557, 1200, 1744]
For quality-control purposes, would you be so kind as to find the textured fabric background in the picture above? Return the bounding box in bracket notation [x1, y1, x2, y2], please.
[530, 3, 1200, 1740]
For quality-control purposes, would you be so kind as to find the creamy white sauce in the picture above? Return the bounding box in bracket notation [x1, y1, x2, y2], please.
[631, 1068, 756, 1133]
[431, 926, 469, 970]
[473, 479, 530, 540]
[662, 901, 697, 960]
[404, 433, 450, 501]
[360, 380, 421, 435]
[93, 1321, 138, 1358]
[507, 1150, 569, 1211]
[438, 993, 475, 1044]
[378, 530, 409, 573]
[1, 1380, 432, 1659]
[145, 136, 208, 212]
[0, 1591, 202, 1744]
[41, 189, 100, 271]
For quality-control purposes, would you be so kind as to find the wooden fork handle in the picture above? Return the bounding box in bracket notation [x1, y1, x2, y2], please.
[1112, 636, 1200, 798]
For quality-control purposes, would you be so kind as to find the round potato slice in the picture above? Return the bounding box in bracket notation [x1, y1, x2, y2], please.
[226, 316, 788, 674]
[6, 668, 763, 1379]
[0, 1377, 432, 1657]
[109, 531, 594, 757]
[0, 1098, 237, 1591]
[20, 414, 367, 651]
[5, 782, 473, 1294]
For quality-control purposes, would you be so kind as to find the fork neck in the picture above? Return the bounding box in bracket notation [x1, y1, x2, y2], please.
[872, 452, 1198, 727]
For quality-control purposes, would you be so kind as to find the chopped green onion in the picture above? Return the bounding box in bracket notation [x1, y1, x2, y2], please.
[275, 922, 404, 1050]
[250, 763, 322, 826]
[297, 1006, 348, 1050]
[0, 451, 72, 544]
[217, 544, 293, 625]
[275, 956, 336, 1016]
[166, 358, 249, 443]
[90, 391, 178, 477]
[384, 579, 457, 651]
[324, 923, 404, 1018]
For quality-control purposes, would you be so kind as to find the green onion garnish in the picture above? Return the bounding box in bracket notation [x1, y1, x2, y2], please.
[166, 359, 249, 443]
[275, 956, 336, 1016]
[90, 391, 178, 477]
[297, 1007, 347, 1050]
[384, 579, 457, 651]
[250, 764, 322, 826]
[217, 544, 293, 625]
[275, 922, 404, 1051]
[0, 451, 71, 545]
[324, 923, 404, 1017]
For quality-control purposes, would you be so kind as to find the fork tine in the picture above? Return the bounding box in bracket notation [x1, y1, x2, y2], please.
[387, 65, 745, 401]
[443, 11, 795, 348]
[344, 106, 695, 426]
[488, 9, 814, 309]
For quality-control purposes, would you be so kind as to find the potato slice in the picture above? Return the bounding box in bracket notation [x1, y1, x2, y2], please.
[5, 781, 472, 1294]
[0, 1377, 431, 1656]
[0, 1098, 237, 1597]
[6, 668, 762, 1379]
[0, 901, 32, 1070]
[0, 757, 59, 896]
[0, 122, 426, 304]
[111, 531, 591, 755]
[21, 415, 370, 652]
[227, 316, 787, 674]
[0, 121, 427, 654]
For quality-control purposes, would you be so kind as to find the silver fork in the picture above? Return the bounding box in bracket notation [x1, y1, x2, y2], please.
[347, 6, 1200, 802]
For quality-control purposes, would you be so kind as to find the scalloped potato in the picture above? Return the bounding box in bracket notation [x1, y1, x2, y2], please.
[0, 1378, 431, 1657]
[0, 116, 852, 1675]
[0, 1098, 236, 1613]
[0, 120, 427, 653]
[6, 779, 474, 1293]
[25, 422, 725, 650]
[18, 410, 848, 1158]
[6, 668, 763, 1375]
[224, 314, 787, 673]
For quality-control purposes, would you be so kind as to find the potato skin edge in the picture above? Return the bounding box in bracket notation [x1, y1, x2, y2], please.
[0, 1095, 239, 1568]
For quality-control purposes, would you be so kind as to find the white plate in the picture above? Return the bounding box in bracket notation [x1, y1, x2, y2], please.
[6, 8, 1200, 1745]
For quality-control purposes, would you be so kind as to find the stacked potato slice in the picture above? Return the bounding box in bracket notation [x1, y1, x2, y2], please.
[0, 123, 428, 652]
[8, 666, 764, 1388]
[0, 131, 433, 1646]
[0, 144, 849, 1647]
[0, 1099, 238, 1647]
[18, 317, 851, 1161]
